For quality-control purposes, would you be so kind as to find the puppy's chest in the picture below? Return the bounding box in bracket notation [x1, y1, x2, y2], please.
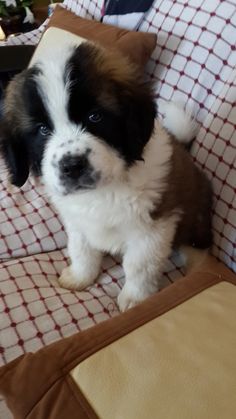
[77, 209, 130, 254]
[60, 193, 149, 253]
[84, 221, 126, 254]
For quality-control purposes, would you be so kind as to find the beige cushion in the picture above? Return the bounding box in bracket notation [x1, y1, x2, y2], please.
[71, 281, 236, 419]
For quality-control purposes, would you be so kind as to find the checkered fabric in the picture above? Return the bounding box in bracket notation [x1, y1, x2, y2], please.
[0, 22, 47, 47]
[137, 0, 236, 271]
[0, 251, 183, 365]
[0, 2, 236, 416]
[0, 160, 66, 260]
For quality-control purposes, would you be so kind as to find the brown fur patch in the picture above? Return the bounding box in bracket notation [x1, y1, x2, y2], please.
[84, 42, 141, 86]
[73, 42, 149, 113]
[152, 139, 212, 249]
[3, 70, 32, 133]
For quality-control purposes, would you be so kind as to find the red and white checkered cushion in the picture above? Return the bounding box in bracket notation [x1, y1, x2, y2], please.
[0, 159, 67, 260]
[0, 22, 46, 47]
[103, 0, 236, 271]
[137, 0, 236, 272]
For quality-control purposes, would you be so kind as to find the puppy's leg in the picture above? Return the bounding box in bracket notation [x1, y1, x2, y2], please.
[59, 231, 102, 290]
[180, 245, 209, 274]
[118, 215, 179, 312]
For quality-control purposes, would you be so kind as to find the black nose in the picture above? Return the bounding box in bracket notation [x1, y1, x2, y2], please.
[59, 155, 87, 180]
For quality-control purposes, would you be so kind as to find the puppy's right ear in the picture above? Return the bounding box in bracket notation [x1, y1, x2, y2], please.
[0, 121, 30, 187]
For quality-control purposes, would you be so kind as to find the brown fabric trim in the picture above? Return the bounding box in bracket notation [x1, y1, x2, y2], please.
[0, 355, 98, 418]
[188, 254, 236, 282]
[66, 375, 99, 419]
[0, 352, 66, 418]
[0, 257, 235, 419]
[27, 375, 98, 419]
[45, 5, 157, 67]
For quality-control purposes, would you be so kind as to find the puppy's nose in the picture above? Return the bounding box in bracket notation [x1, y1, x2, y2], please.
[59, 155, 87, 180]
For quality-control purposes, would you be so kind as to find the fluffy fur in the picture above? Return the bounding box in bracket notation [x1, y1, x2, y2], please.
[162, 101, 199, 144]
[0, 42, 212, 311]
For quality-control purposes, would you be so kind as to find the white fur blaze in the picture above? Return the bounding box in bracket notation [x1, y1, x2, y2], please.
[162, 102, 198, 144]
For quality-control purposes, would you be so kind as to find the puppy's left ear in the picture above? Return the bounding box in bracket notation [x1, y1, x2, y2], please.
[123, 82, 157, 162]
[0, 121, 30, 187]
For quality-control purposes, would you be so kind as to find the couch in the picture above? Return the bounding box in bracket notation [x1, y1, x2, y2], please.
[0, 1, 235, 418]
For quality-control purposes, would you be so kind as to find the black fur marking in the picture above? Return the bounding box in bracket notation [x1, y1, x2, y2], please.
[65, 45, 157, 165]
[23, 67, 52, 128]
[0, 121, 30, 187]
[22, 67, 54, 177]
[0, 66, 54, 187]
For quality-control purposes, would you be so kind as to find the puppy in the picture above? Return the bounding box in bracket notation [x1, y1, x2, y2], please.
[0, 42, 212, 311]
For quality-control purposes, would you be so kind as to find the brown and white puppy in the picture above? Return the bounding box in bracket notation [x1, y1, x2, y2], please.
[0, 42, 212, 311]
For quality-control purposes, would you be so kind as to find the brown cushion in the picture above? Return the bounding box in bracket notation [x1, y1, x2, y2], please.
[45, 5, 157, 68]
[1, 256, 236, 419]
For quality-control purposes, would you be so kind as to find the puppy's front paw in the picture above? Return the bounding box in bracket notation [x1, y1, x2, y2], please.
[117, 285, 145, 312]
[58, 266, 95, 291]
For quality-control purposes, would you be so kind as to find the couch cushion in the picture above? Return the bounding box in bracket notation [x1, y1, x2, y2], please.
[138, 0, 236, 272]
[0, 248, 183, 418]
[0, 256, 235, 419]
[0, 163, 66, 260]
[72, 282, 236, 419]
[0, 249, 184, 365]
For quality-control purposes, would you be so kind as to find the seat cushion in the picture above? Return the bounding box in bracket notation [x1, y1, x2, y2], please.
[0, 163, 66, 260]
[0, 248, 184, 418]
[0, 256, 235, 419]
[0, 250, 184, 366]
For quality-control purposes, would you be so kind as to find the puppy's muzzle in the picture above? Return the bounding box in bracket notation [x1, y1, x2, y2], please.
[60, 154, 87, 180]
[58, 154, 99, 192]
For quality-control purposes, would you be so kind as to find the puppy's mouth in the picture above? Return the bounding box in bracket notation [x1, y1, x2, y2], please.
[55, 153, 100, 195]
[61, 176, 99, 196]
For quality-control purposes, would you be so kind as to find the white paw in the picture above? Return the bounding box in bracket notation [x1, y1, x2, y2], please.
[58, 266, 96, 291]
[117, 285, 146, 312]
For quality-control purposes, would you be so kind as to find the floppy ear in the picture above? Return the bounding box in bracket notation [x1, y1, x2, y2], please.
[122, 82, 157, 162]
[0, 121, 30, 187]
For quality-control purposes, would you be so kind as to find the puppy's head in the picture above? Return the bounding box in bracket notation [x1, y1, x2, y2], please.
[0, 42, 156, 194]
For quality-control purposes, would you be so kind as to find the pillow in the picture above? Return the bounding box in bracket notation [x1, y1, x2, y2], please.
[1, 256, 236, 419]
[30, 5, 157, 68]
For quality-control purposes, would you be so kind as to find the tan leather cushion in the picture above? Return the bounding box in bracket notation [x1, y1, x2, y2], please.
[43, 6, 157, 68]
[71, 281, 236, 419]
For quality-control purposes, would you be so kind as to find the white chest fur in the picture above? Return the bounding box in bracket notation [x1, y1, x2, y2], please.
[54, 184, 153, 254]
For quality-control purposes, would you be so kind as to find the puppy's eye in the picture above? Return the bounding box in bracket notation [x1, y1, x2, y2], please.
[88, 112, 103, 123]
[38, 124, 50, 136]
